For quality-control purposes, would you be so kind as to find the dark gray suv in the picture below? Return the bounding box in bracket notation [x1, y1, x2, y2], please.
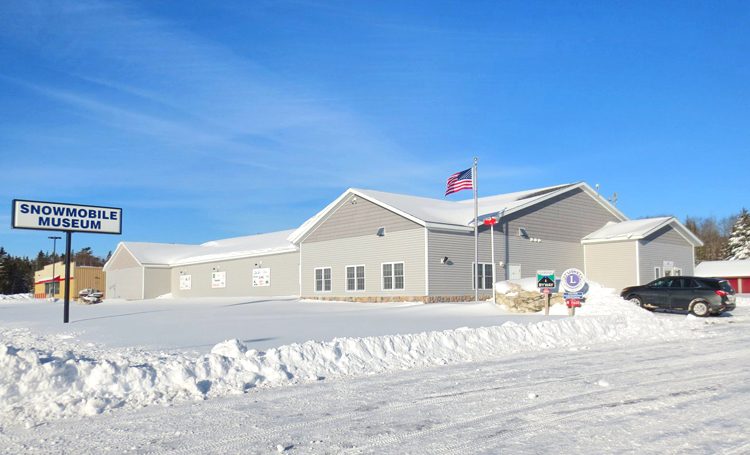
[620, 276, 736, 317]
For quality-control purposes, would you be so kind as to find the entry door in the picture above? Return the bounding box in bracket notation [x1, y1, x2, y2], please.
[508, 264, 521, 280]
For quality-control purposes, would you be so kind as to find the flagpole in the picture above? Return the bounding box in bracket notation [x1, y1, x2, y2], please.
[474, 157, 478, 303]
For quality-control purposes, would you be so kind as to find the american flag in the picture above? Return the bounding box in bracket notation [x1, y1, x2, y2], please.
[445, 168, 473, 196]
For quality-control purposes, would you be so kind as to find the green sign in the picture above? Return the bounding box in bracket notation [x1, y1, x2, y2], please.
[537, 270, 555, 288]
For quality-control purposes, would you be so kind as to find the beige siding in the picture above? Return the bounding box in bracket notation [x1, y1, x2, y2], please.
[106, 267, 143, 300]
[305, 195, 421, 243]
[584, 242, 638, 292]
[301, 228, 425, 299]
[144, 268, 171, 299]
[639, 225, 695, 284]
[106, 246, 140, 271]
[170, 252, 300, 298]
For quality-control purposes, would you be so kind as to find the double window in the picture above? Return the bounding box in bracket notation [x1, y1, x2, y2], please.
[314, 267, 332, 292]
[346, 265, 365, 291]
[473, 263, 494, 290]
[44, 282, 60, 295]
[382, 262, 404, 290]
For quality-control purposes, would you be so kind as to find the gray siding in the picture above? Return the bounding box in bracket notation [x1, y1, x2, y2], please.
[301, 228, 425, 298]
[428, 228, 492, 297]
[584, 242, 638, 292]
[502, 188, 622, 243]
[494, 188, 621, 280]
[639, 225, 695, 284]
[426, 188, 621, 293]
[305, 195, 421, 243]
[106, 246, 140, 271]
[105, 267, 143, 300]
[170, 252, 300, 298]
[144, 268, 171, 299]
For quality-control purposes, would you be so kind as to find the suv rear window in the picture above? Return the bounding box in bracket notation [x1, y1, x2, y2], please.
[718, 280, 736, 294]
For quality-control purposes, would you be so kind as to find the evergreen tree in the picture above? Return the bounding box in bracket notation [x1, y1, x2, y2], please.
[725, 208, 750, 260]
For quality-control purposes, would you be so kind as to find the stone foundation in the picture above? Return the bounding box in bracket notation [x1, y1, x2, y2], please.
[494, 283, 564, 313]
[302, 295, 492, 303]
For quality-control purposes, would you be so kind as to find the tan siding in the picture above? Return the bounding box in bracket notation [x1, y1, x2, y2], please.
[107, 246, 140, 271]
[301, 229, 425, 299]
[306, 195, 421, 243]
[75, 267, 106, 298]
[170, 252, 300, 298]
[584, 242, 638, 292]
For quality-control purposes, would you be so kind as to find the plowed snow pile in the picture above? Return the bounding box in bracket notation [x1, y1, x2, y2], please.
[0, 285, 704, 427]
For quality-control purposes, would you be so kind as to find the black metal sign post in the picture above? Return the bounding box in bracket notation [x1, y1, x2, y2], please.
[64, 231, 72, 324]
[10, 199, 122, 324]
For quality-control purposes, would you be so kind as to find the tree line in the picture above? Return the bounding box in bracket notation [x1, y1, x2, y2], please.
[0, 247, 111, 295]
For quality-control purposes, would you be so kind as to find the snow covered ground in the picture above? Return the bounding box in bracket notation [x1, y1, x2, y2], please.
[1, 287, 749, 454]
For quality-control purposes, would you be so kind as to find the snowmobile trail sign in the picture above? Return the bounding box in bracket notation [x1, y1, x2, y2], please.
[12, 200, 122, 234]
[11, 199, 123, 324]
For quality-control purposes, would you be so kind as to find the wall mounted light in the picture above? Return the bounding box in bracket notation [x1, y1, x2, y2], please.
[441, 256, 449, 264]
[518, 228, 529, 238]
[377, 227, 386, 237]
[351, 197, 357, 205]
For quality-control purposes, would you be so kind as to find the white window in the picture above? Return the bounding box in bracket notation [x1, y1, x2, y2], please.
[315, 267, 332, 292]
[382, 262, 404, 290]
[654, 267, 661, 279]
[673, 267, 682, 276]
[346, 265, 365, 291]
[473, 262, 494, 290]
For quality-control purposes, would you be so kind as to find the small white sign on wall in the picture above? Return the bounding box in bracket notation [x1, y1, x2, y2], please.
[211, 271, 226, 288]
[253, 268, 271, 287]
[179, 275, 192, 290]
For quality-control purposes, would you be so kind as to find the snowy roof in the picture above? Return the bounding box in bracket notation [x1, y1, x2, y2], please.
[694, 260, 750, 278]
[288, 182, 627, 244]
[581, 217, 703, 247]
[106, 230, 298, 269]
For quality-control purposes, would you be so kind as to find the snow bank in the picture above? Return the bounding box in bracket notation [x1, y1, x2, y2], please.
[0, 288, 701, 428]
[0, 294, 34, 301]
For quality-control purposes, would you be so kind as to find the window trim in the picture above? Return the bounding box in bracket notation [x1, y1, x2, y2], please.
[345, 265, 366, 292]
[472, 262, 494, 290]
[381, 261, 405, 291]
[314, 267, 332, 293]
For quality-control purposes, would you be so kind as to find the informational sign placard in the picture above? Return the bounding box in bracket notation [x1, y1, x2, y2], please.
[252, 268, 271, 287]
[180, 275, 192, 290]
[537, 270, 555, 288]
[12, 200, 122, 234]
[560, 268, 586, 292]
[211, 271, 226, 288]
[563, 292, 584, 300]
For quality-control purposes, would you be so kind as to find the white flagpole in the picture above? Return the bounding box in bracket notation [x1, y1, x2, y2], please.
[474, 157, 478, 303]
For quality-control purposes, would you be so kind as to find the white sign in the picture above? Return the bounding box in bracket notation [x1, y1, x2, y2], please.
[211, 271, 226, 288]
[253, 268, 271, 287]
[560, 268, 586, 292]
[179, 275, 192, 290]
[12, 200, 122, 234]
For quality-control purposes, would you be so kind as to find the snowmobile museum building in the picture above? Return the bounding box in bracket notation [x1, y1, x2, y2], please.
[103, 182, 702, 301]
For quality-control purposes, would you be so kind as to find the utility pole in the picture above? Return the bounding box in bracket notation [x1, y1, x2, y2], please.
[48, 236, 61, 300]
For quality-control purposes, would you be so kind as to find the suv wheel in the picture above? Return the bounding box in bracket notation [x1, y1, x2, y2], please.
[629, 296, 644, 308]
[691, 301, 710, 317]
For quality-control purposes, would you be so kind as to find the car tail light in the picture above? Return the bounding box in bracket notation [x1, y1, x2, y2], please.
[715, 290, 728, 296]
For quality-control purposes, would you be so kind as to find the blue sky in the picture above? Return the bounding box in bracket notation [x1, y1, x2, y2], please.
[1, 0, 748, 258]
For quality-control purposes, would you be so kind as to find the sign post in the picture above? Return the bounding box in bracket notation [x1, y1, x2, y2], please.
[537, 270, 555, 315]
[11, 200, 122, 323]
[560, 268, 586, 316]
